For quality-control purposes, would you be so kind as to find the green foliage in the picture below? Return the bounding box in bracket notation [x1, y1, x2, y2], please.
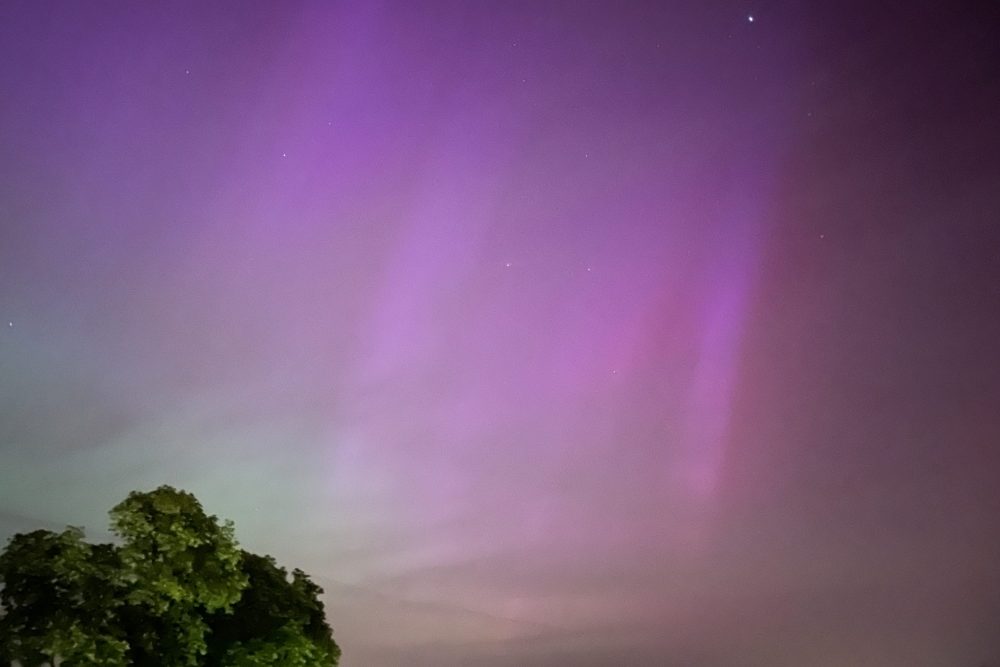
[0, 527, 129, 666]
[105, 486, 249, 667]
[110, 486, 247, 614]
[220, 623, 338, 667]
[0, 486, 340, 666]
[206, 553, 340, 666]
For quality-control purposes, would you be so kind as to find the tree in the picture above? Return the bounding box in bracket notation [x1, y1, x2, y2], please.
[205, 553, 340, 666]
[0, 486, 340, 666]
[0, 527, 128, 665]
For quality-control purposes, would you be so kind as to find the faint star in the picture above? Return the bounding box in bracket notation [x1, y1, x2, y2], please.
[586, 266, 592, 272]
[282, 152, 287, 158]
[185, 69, 190, 74]
[505, 262, 512, 268]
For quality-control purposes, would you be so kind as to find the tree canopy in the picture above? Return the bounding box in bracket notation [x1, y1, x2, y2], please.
[0, 486, 340, 666]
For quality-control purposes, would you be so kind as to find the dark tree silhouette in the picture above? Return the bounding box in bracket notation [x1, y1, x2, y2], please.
[0, 486, 340, 666]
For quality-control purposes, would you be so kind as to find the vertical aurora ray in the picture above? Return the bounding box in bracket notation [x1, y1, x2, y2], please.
[680, 188, 768, 504]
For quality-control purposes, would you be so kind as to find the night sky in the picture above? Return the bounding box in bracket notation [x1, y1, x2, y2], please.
[2, 1, 1000, 665]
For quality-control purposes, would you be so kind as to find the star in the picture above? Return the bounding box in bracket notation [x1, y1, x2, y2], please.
[281, 152, 287, 158]
[747, 14, 755, 23]
[185, 69, 190, 74]
[504, 262, 512, 268]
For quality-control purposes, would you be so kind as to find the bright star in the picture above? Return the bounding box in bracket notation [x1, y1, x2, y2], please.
[747, 14, 754, 22]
